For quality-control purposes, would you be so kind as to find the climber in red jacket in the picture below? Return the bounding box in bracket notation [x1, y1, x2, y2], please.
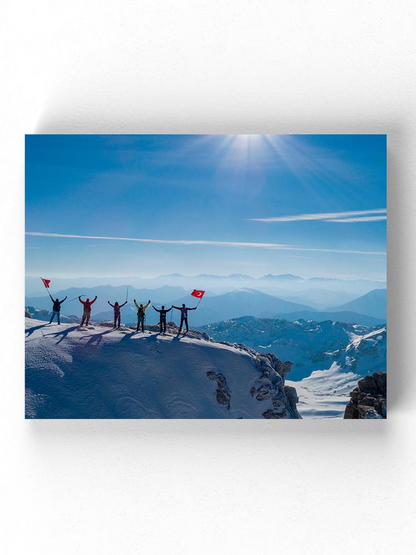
[79, 296, 97, 326]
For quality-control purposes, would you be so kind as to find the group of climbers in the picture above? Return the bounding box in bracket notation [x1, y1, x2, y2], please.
[47, 294, 198, 334]
[133, 299, 198, 333]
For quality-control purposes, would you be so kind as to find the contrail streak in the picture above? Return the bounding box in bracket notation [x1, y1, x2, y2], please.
[26, 232, 386, 256]
[249, 208, 386, 223]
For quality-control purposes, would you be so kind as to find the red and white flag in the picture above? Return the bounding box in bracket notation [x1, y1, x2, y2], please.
[41, 277, 51, 288]
[191, 289, 205, 299]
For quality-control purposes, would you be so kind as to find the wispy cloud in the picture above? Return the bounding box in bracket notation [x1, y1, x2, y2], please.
[26, 231, 386, 256]
[249, 208, 386, 223]
[327, 215, 386, 223]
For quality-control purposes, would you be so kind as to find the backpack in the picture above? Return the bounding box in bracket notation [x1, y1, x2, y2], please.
[138, 307, 145, 318]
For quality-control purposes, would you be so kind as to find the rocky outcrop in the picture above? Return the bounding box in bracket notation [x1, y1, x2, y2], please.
[250, 353, 301, 419]
[206, 371, 231, 409]
[344, 371, 386, 419]
[284, 385, 300, 416]
[149, 324, 301, 418]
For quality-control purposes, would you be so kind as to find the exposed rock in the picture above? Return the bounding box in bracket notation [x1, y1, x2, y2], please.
[284, 385, 299, 415]
[262, 409, 279, 419]
[164, 327, 301, 418]
[207, 350, 301, 418]
[344, 371, 386, 419]
[250, 353, 301, 419]
[206, 371, 231, 410]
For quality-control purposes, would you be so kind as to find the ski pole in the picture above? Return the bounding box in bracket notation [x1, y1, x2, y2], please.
[69, 295, 85, 302]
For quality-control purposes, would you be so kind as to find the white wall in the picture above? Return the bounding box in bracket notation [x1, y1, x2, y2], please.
[1, 1, 415, 553]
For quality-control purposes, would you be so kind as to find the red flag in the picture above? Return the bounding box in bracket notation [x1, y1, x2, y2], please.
[41, 277, 51, 288]
[191, 289, 205, 298]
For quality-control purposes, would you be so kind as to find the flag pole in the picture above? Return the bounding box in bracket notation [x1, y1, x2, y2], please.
[170, 302, 174, 327]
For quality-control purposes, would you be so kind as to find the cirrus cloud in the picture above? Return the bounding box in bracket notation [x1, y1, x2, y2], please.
[25, 231, 386, 256]
[248, 208, 386, 223]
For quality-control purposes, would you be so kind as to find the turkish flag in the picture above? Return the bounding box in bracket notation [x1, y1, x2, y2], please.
[41, 277, 51, 288]
[191, 289, 205, 298]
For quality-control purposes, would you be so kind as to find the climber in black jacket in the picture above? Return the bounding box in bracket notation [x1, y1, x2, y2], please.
[49, 296, 68, 325]
[152, 305, 172, 333]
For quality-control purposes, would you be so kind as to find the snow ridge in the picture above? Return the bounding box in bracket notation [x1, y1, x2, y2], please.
[25, 318, 300, 419]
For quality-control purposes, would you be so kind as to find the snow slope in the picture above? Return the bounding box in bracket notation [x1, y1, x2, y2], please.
[286, 364, 359, 419]
[286, 328, 386, 418]
[25, 318, 300, 419]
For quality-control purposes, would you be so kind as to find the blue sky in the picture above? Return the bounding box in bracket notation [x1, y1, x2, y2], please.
[25, 134, 386, 280]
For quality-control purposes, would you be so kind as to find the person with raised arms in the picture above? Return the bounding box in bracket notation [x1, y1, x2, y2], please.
[172, 303, 197, 333]
[49, 296, 68, 325]
[134, 299, 151, 333]
[108, 300, 128, 329]
[152, 305, 172, 334]
[79, 296, 98, 327]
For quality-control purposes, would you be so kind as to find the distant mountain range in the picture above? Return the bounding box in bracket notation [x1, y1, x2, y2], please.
[90, 288, 315, 325]
[200, 316, 386, 381]
[166, 288, 315, 326]
[326, 288, 386, 320]
[25, 286, 386, 327]
[142, 273, 385, 301]
[25, 273, 386, 303]
[157, 272, 382, 286]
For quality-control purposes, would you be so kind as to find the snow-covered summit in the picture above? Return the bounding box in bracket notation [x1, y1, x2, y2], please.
[227, 288, 257, 294]
[25, 318, 300, 419]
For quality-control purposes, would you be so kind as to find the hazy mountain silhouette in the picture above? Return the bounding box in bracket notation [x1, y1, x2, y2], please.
[326, 289, 386, 320]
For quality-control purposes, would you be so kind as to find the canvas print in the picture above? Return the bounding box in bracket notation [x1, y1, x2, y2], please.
[25, 135, 386, 419]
